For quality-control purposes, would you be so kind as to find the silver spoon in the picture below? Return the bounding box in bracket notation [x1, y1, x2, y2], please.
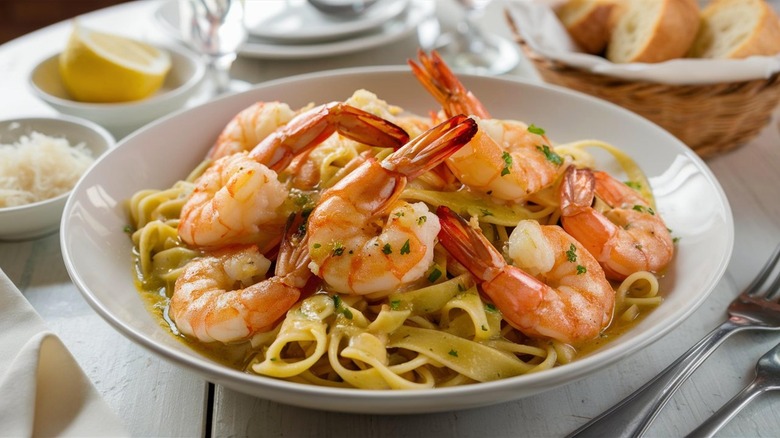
[307, 0, 379, 17]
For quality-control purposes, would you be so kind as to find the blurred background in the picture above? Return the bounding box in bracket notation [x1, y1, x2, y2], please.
[0, 0, 129, 44]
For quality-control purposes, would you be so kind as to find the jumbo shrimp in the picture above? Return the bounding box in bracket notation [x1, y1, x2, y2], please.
[209, 101, 297, 160]
[559, 165, 674, 281]
[409, 50, 566, 201]
[307, 115, 478, 295]
[170, 213, 313, 344]
[436, 206, 615, 345]
[178, 102, 409, 249]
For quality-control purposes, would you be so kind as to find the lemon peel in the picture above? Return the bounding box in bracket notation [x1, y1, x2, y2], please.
[59, 21, 171, 103]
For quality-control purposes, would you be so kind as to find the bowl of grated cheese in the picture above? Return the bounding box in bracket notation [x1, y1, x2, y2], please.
[0, 115, 114, 240]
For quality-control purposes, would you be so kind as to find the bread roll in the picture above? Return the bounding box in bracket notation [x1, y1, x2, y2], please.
[555, 0, 618, 54]
[606, 0, 700, 63]
[688, 0, 780, 59]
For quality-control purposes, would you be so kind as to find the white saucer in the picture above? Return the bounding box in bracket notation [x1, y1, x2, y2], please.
[244, 0, 409, 43]
[154, 0, 435, 60]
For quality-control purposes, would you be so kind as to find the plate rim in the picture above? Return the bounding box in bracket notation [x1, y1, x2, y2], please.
[244, 0, 411, 43]
[154, 0, 435, 59]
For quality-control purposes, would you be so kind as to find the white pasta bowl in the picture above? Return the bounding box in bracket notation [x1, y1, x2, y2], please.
[60, 67, 734, 414]
[0, 115, 114, 241]
[28, 43, 205, 139]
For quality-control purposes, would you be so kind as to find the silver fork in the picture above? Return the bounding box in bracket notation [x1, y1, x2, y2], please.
[685, 341, 780, 438]
[568, 244, 780, 438]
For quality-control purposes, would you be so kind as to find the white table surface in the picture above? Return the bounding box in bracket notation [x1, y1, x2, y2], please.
[1, 1, 779, 436]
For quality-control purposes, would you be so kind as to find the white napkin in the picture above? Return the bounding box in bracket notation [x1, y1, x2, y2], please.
[0, 269, 128, 437]
[506, 0, 780, 85]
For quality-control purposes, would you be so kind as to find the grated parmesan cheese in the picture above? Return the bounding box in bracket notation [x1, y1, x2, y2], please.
[0, 131, 95, 208]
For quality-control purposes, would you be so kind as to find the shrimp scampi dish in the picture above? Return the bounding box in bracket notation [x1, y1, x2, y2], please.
[126, 52, 675, 390]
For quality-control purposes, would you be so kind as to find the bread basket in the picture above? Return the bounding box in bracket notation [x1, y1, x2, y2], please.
[505, 10, 780, 158]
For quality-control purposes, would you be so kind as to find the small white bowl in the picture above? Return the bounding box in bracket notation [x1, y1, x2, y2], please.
[29, 44, 205, 138]
[0, 115, 115, 241]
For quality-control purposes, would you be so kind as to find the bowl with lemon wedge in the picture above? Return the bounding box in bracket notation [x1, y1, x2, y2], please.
[30, 22, 205, 138]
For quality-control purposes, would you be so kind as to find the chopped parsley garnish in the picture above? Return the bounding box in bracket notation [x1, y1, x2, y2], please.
[528, 124, 546, 135]
[427, 268, 442, 283]
[448, 349, 459, 357]
[480, 208, 493, 217]
[632, 205, 655, 215]
[536, 144, 563, 166]
[293, 193, 310, 206]
[382, 243, 392, 254]
[313, 243, 321, 249]
[394, 211, 405, 217]
[332, 243, 345, 256]
[332, 295, 353, 319]
[123, 225, 133, 234]
[417, 216, 427, 225]
[400, 239, 411, 255]
[624, 181, 642, 191]
[566, 243, 577, 263]
[390, 300, 401, 311]
[500, 151, 513, 176]
[576, 265, 587, 275]
[485, 303, 497, 313]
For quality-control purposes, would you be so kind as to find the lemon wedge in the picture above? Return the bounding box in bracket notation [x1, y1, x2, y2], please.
[59, 22, 171, 103]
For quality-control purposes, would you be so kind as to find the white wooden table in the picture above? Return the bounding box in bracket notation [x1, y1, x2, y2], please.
[1, 1, 779, 436]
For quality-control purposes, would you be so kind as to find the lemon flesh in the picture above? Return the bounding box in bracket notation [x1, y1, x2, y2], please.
[59, 22, 172, 103]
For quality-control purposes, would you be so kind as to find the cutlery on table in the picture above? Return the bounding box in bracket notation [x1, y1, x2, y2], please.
[568, 244, 780, 438]
[685, 341, 780, 437]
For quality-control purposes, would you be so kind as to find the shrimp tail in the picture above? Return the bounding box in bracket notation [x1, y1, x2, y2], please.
[436, 206, 547, 333]
[560, 165, 595, 216]
[435, 206, 505, 282]
[330, 103, 410, 150]
[383, 114, 477, 180]
[593, 170, 636, 207]
[408, 49, 491, 119]
[276, 212, 312, 286]
[250, 102, 409, 172]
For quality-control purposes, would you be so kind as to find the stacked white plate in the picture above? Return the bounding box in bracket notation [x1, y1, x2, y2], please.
[154, 0, 435, 60]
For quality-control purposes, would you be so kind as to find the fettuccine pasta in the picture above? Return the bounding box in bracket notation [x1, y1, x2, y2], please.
[126, 87, 670, 389]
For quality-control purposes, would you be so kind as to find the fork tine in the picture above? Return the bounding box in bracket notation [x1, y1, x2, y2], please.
[764, 265, 780, 301]
[744, 244, 780, 298]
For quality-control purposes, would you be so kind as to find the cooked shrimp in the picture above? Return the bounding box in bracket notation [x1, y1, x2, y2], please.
[209, 101, 297, 160]
[409, 50, 566, 201]
[307, 115, 478, 295]
[178, 152, 288, 249]
[179, 102, 410, 248]
[249, 101, 409, 173]
[559, 165, 674, 281]
[170, 213, 312, 343]
[436, 206, 615, 344]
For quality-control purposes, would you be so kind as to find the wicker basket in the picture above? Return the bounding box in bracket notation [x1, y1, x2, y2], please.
[506, 12, 780, 158]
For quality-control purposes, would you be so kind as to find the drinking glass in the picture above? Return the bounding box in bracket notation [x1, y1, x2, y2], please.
[179, 0, 250, 95]
[432, 0, 520, 75]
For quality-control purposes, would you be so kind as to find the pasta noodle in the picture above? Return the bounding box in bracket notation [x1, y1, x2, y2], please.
[125, 90, 669, 389]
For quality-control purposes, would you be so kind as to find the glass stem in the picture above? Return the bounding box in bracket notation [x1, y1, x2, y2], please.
[457, 9, 490, 54]
[209, 53, 237, 95]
